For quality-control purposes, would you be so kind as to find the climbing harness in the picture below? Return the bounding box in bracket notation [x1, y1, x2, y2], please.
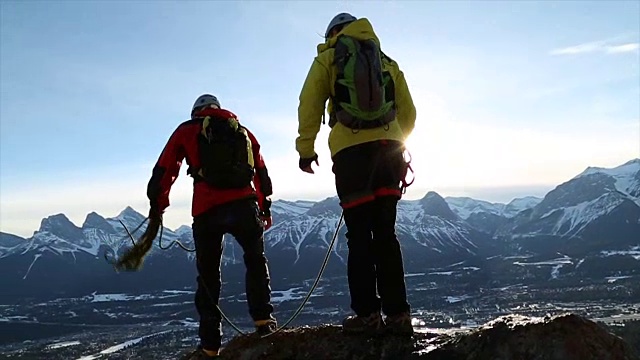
[401, 147, 415, 194]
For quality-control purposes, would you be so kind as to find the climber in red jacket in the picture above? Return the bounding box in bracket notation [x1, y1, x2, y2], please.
[147, 94, 276, 359]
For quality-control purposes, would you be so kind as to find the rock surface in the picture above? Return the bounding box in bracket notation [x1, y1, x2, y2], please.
[212, 313, 638, 360]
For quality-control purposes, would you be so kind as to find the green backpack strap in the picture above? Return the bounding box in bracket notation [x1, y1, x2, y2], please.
[237, 125, 255, 169]
[332, 35, 396, 130]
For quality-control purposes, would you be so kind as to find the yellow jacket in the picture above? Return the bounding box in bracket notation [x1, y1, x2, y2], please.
[296, 18, 417, 159]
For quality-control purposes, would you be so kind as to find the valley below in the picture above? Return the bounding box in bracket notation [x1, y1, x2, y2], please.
[1, 271, 638, 359]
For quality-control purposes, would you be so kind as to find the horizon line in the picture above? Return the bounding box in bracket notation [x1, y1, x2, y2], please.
[0, 186, 555, 239]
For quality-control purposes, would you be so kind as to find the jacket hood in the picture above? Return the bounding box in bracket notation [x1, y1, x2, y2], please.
[316, 18, 381, 54]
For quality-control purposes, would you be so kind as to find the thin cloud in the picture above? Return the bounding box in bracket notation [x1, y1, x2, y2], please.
[606, 43, 640, 54]
[550, 39, 640, 56]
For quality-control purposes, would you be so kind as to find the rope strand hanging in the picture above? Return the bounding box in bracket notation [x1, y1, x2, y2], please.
[105, 216, 195, 272]
[105, 207, 344, 339]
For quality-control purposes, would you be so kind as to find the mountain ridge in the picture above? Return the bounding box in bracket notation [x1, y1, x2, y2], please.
[0, 192, 549, 242]
[2, 158, 637, 241]
[0, 158, 638, 300]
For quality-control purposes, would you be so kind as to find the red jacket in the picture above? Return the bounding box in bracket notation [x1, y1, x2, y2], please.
[146, 108, 273, 217]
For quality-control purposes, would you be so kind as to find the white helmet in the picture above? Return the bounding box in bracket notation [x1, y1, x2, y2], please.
[191, 94, 220, 116]
[325, 13, 357, 39]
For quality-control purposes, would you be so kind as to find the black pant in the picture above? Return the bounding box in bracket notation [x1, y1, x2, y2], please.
[332, 140, 411, 317]
[192, 198, 274, 350]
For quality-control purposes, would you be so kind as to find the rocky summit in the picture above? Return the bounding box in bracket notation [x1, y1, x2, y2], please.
[210, 313, 638, 360]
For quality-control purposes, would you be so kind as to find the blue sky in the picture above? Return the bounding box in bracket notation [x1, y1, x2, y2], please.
[1, 0, 639, 237]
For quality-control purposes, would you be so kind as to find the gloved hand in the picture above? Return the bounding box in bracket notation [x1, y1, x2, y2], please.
[149, 199, 163, 221]
[299, 154, 319, 174]
[260, 213, 273, 231]
[259, 198, 273, 230]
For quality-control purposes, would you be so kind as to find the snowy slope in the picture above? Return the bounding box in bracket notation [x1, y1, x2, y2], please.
[175, 225, 192, 238]
[266, 210, 343, 263]
[396, 200, 479, 254]
[575, 158, 640, 205]
[445, 197, 504, 219]
[397, 192, 496, 264]
[503, 197, 543, 217]
[270, 200, 315, 216]
[0, 232, 26, 258]
[446, 196, 542, 219]
[543, 192, 628, 237]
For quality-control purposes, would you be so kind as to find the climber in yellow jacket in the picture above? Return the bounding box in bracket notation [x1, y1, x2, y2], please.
[296, 13, 417, 336]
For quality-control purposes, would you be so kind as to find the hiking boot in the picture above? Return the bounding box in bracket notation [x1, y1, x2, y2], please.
[255, 316, 277, 336]
[384, 312, 414, 336]
[342, 312, 384, 335]
[181, 345, 220, 360]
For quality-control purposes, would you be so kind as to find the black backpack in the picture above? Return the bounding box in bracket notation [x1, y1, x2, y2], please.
[194, 114, 255, 189]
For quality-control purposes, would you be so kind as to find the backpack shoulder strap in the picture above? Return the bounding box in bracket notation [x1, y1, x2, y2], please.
[238, 125, 255, 168]
[380, 49, 394, 64]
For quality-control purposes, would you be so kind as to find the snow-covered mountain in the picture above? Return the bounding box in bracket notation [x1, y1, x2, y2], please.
[496, 159, 639, 244]
[271, 200, 316, 217]
[444, 196, 542, 235]
[579, 159, 640, 202]
[489, 159, 640, 281]
[446, 196, 542, 219]
[0, 193, 496, 300]
[0, 207, 203, 301]
[397, 192, 496, 261]
[7, 206, 193, 262]
[1, 158, 638, 300]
